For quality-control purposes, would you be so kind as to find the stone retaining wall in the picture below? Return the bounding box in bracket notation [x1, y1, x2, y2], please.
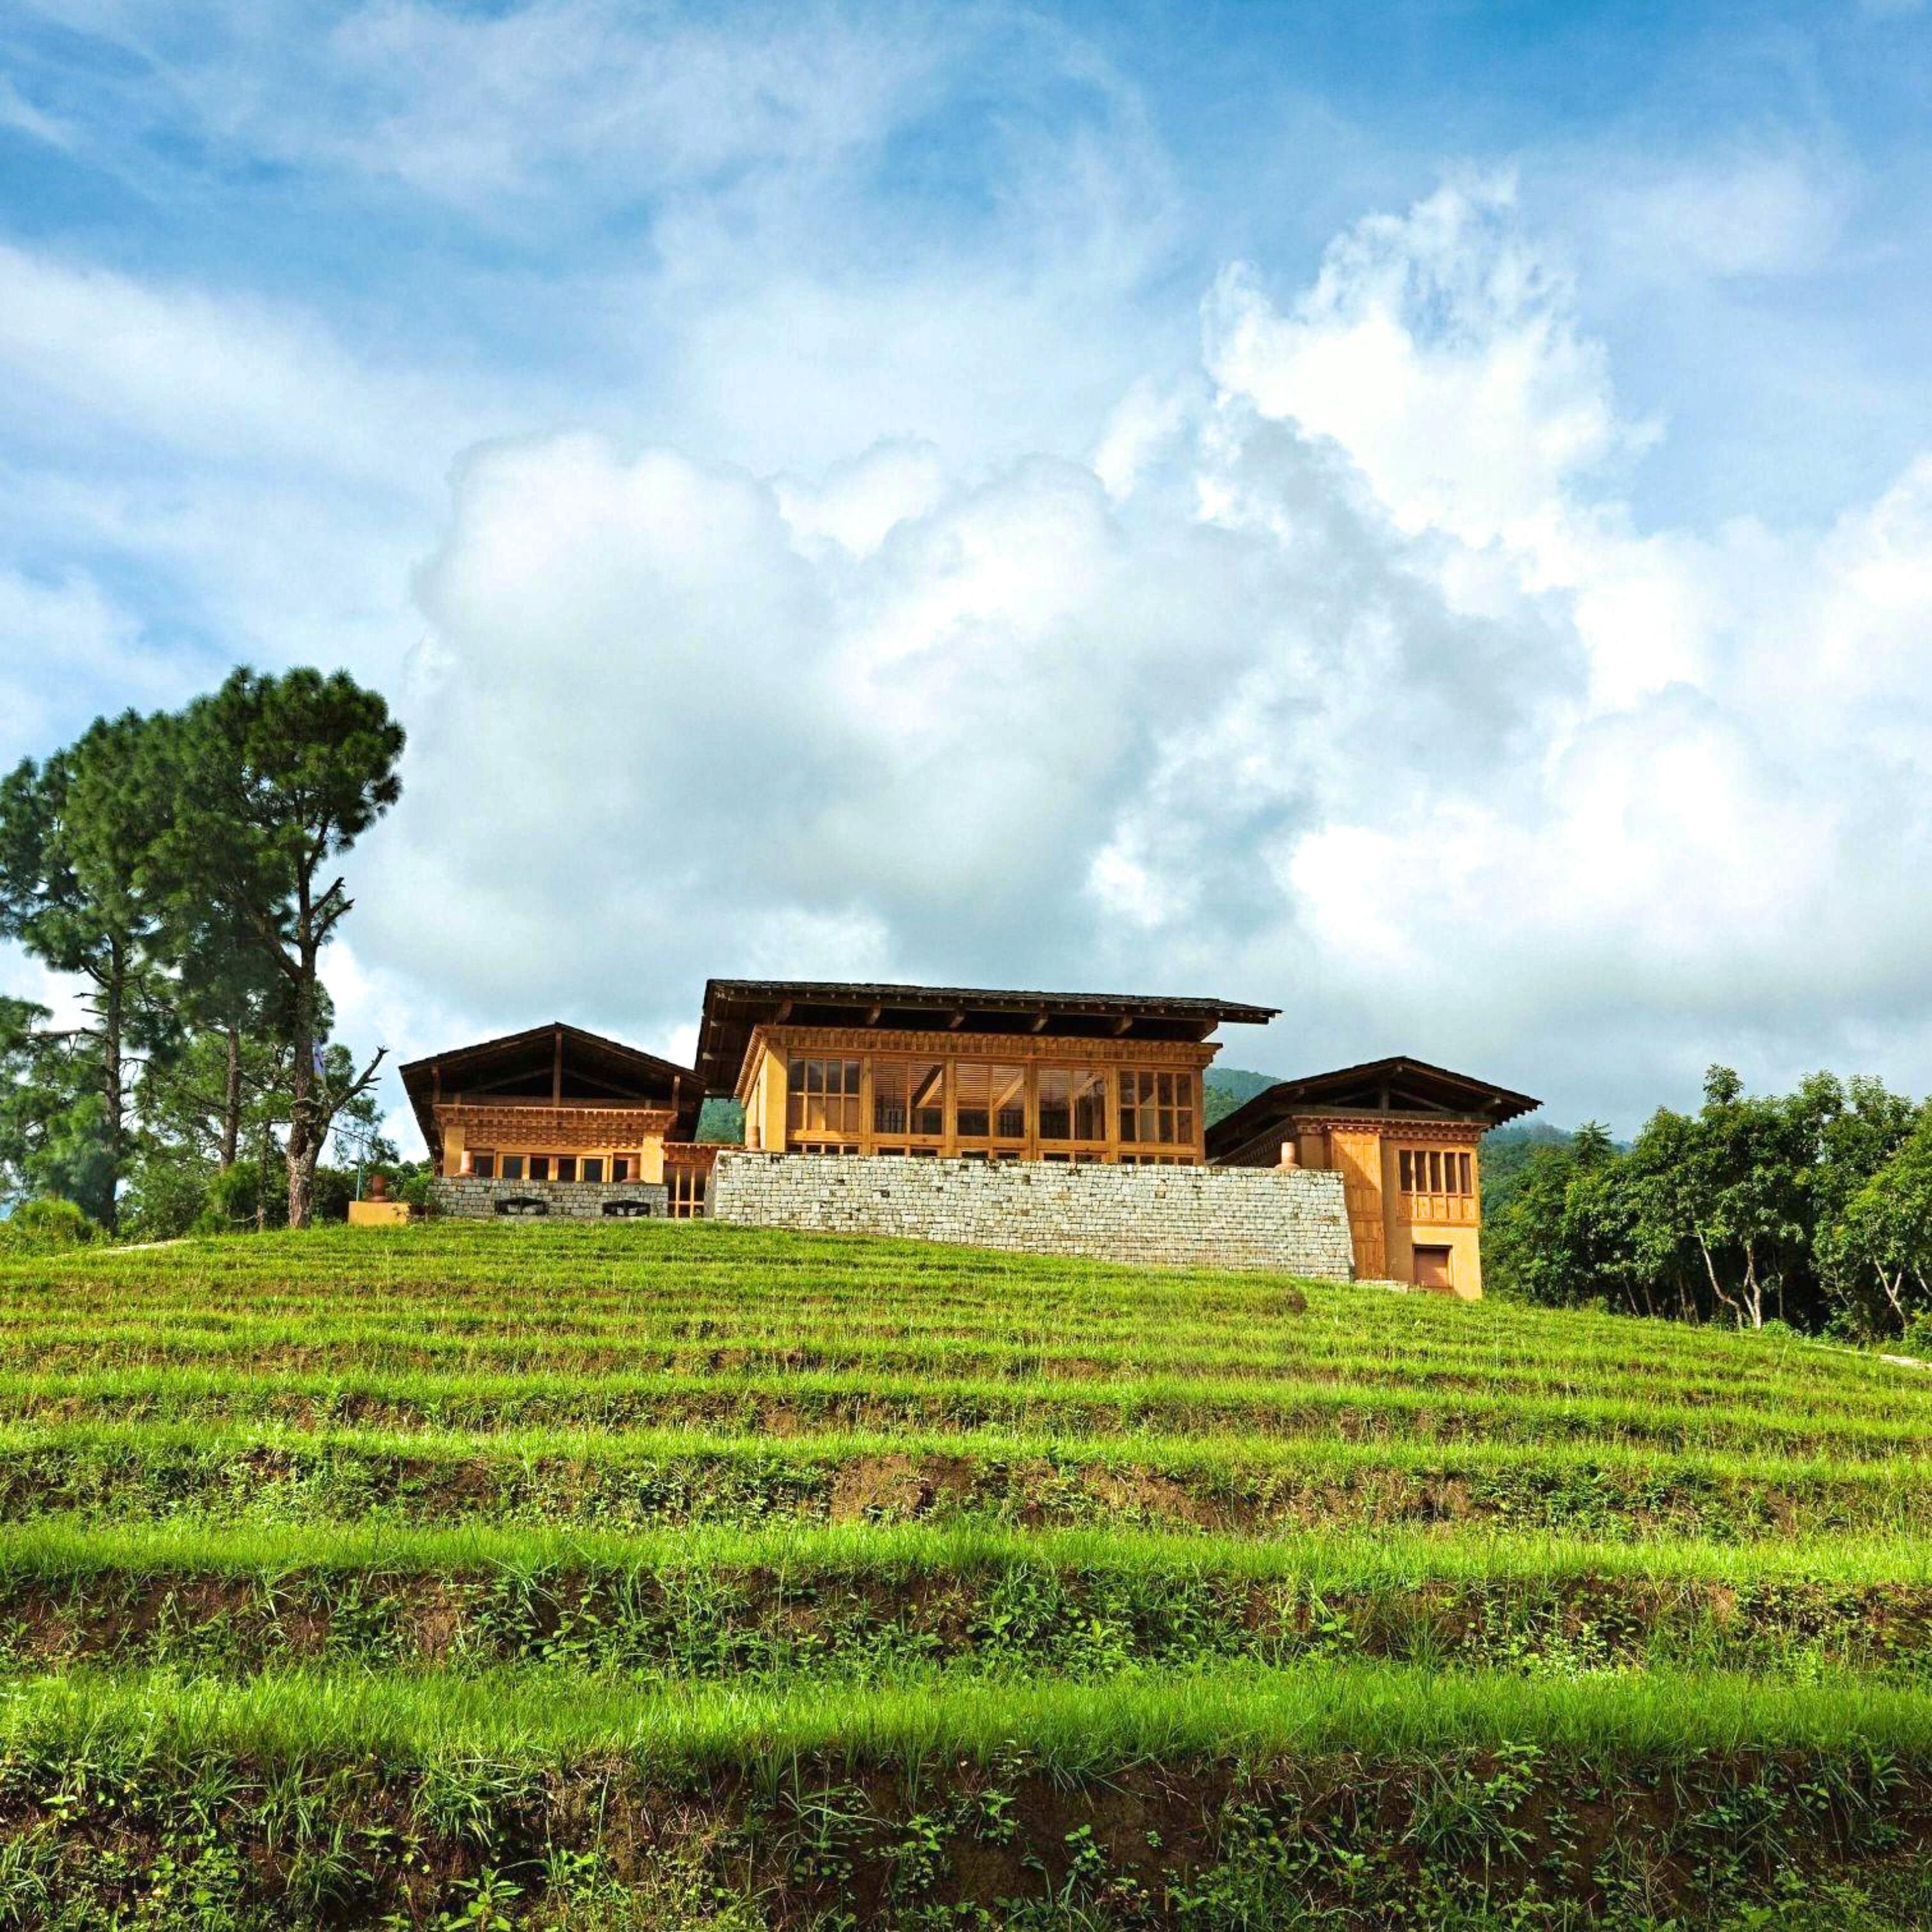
[708, 1153, 1355, 1277]
[431, 1177, 670, 1220]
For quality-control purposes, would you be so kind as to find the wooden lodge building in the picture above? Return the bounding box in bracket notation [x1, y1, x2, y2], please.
[398, 982, 1539, 1296]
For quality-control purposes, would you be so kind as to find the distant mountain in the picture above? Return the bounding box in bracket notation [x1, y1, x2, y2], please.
[1479, 1121, 1577, 1217]
[1203, 1066, 1280, 1129]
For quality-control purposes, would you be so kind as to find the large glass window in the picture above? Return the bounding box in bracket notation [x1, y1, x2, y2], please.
[1039, 1068, 1108, 1142]
[1118, 1071, 1195, 1146]
[955, 1062, 1026, 1141]
[788, 1058, 861, 1138]
[873, 1060, 945, 1139]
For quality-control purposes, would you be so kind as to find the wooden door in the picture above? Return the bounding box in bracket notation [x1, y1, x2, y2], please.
[1413, 1245, 1454, 1291]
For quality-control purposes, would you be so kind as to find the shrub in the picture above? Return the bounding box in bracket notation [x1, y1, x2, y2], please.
[0, 1195, 100, 1253]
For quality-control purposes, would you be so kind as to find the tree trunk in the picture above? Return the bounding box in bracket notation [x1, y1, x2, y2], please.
[256, 1111, 271, 1234]
[1698, 1232, 1745, 1328]
[100, 938, 124, 1235]
[219, 1025, 242, 1170]
[1741, 1249, 1765, 1330]
[285, 925, 316, 1232]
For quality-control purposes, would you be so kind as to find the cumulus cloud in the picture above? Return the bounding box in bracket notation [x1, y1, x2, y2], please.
[344, 176, 1932, 1144]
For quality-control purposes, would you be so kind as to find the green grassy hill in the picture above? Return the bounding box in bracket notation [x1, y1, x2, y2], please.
[0, 1222, 1928, 1927]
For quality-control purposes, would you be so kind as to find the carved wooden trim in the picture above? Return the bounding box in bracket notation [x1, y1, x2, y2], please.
[439, 1103, 676, 1147]
[1294, 1112, 1485, 1146]
[749, 1024, 1215, 1071]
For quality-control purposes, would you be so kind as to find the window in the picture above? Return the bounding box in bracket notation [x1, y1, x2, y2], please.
[581, 1157, 604, 1184]
[500, 1155, 524, 1181]
[873, 1060, 945, 1139]
[794, 1140, 860, 1156]
[611, 1156, 631, 1182]
[955, 1062, 1026, 1142]
[556, 1156, 578, 1183]
[667, 1168, 706, 1218]
[528, 1155, 551, 1182]
[465, 1150, 496, 1179]
[1399, 1149, 1473, 1196]
[789, 1058, 861, 1138]
[1118, 1071, 1195, 1146]
[1038, 1068, 1108, 1142]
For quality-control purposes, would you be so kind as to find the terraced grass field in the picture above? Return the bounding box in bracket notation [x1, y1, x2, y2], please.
[0, 1221, 1928, 1927]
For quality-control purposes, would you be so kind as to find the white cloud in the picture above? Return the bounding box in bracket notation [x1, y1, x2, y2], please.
[0, 242, 476, 484]
[1591, 147, 1853, 282]
[9, 5, 1932, 1139]
[340, 174, 1932, 1134]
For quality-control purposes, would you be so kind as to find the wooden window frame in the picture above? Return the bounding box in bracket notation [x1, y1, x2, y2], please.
[1117, 1069, 1196, 1154]
[788, 1058, 863, 1140]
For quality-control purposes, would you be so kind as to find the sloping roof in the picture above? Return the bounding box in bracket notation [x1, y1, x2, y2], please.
[694, 980, 1279, 1095]
[400, 1022, 702, 1160]
[1206, 1055, 1541, 1161]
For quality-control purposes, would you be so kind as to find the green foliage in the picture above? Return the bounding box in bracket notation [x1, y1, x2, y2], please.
[697, 1096, 746, 1144]
[1479, 1121, 1579, 1221]
[1490, 1068, 1925, 1335]
[2, 666, 401, 1240]
[0, 1195, 98, 1254]
[0, 710, 184, 1231]
[1202, 1067, 1279, 1130]
[1822, 1111, 1932, 1338]
[160, 666, 404, 1228]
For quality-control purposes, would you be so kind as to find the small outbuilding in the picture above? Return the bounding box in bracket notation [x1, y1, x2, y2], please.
[1205, 1056, 1541, 1298]
[400, 1023, 712, 1217]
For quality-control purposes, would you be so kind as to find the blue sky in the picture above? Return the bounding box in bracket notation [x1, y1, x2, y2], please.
[5, 0, 1932, 1142]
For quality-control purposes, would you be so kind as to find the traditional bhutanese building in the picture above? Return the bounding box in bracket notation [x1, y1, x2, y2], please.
[399, 1023, 715, 1216]
[1204, 1057, 1541, 1298]
[692, 980, 1277, 1166]
[401, 989, 1538, 1296]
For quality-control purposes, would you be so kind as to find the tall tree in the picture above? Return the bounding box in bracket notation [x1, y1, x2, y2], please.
[165, 668, 404, 1229]
[0, 997, 113, 1220]
[1822, 1110, 1932, 1337]
[0, 711, 178, 1230]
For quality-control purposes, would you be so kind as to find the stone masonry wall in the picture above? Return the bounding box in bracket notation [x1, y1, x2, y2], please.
[709, 1153, 1355, 1277]
[432, 1177, 670, 1220]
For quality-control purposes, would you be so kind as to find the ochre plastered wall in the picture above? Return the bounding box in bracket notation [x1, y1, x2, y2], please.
[1240, 1112, 1488, 1299]
[1380, 1130, 1484, 1300]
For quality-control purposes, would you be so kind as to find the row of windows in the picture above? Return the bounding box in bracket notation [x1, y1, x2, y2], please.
[1399, 1148, 1474, 1196]
[460, 1150, 639, 1183]
[785, 1058, 1197, 1147]
[790, 1144, 1191, 1166]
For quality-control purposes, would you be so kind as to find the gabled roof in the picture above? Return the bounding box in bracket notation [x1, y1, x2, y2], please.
[1206, 1055, 1541, 1161]
[693, 979, 1279, 1095]
[400, 1022, 701, 1159]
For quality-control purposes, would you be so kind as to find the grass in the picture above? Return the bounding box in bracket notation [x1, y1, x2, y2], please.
[0, 1219, 1928, 1926]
